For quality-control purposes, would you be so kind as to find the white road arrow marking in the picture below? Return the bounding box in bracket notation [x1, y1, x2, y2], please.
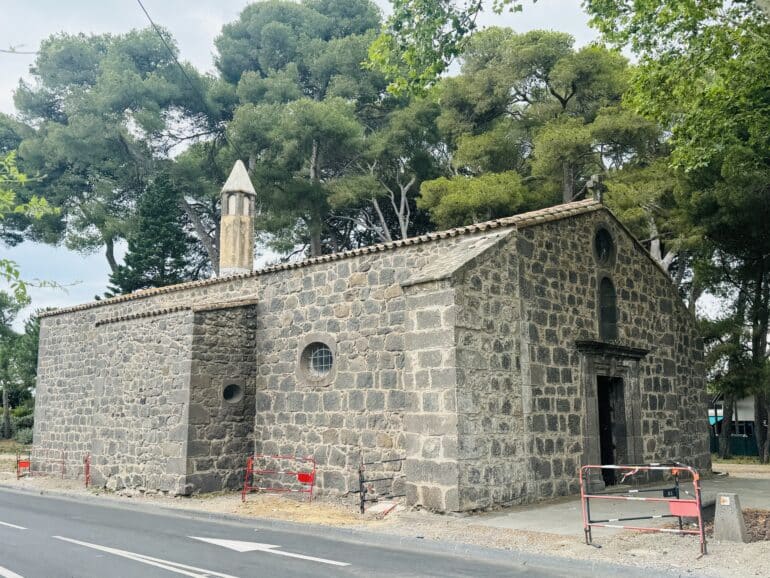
[189, 536, 351, 567]
[188, 537, 281, 552]
[53, 536, 239, 578]
[0, 521, 26, 530]
[0, 565, 24, 578]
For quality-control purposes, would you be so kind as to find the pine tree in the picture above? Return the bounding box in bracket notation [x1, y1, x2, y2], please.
[108, 174, 194, 295]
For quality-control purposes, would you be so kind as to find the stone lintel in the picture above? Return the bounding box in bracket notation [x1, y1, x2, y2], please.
[575, 339, 649, 360]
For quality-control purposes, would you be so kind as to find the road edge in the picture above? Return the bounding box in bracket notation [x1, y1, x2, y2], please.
[0, 483, 700, 578]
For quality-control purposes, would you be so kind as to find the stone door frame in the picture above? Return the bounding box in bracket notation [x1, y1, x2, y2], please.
[576, 340, 649, 471]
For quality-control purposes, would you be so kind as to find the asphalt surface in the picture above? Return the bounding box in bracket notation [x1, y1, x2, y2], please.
[0, 488, 658, 577]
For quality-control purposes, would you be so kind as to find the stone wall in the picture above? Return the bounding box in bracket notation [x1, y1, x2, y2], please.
[33, 203, 709, 506]
[34, 310, 195, 493]
[35, 230, 505, 499]
[186, 303, 257, 492]
[514, 211, 710, 504]
[401, 279, 460, 512]
[453, 236, 526, 510]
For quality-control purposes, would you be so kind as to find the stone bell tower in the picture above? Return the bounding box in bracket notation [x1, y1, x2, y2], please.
[218, 160, 256, 276]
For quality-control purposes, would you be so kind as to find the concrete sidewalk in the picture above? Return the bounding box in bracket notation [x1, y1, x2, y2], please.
[475, 475, 770, 537]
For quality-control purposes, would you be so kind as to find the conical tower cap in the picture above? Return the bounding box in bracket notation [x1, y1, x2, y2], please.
[221, 160, 256, 195]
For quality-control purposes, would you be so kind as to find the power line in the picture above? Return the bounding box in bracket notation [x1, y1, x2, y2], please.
[134, 0, 246, 161]
[0, 48, 37, 55]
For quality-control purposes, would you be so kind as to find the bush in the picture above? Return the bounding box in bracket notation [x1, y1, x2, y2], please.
[11, 413, 33, 431]
[13, 428, 33, 445]
[11, 404, 33, 418]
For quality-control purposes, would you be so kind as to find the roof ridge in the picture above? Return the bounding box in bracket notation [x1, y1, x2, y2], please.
[39, 199, 601, 318]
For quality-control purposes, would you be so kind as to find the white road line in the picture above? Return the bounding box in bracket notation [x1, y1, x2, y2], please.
[264, 548, 352, 566]
[190, 536, 350, 567]
[0, 521, 26, 530]
[0, 565, 24, 578]
[53, 536, 239, 578]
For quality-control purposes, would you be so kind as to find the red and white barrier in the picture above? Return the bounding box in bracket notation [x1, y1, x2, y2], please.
[580, 463, 707, 555]
[242, 454, 316, 503]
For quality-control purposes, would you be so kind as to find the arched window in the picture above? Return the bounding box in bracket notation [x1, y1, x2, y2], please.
[242, 196, 250, 216]
[599, 277, 618, 341]
[227, 194, 237, 215]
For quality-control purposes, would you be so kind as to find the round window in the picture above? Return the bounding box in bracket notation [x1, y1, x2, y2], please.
[297, 337, 337, 386]
[222, 383, 244, 404]
[305, 342, 333, 377]
[594, 228, 615, 266]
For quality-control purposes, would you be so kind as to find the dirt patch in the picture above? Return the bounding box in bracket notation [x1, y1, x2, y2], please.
[190, 492, 372, 527]
[712, 461, 770, 479]
[701, 508, 770, 542]
[744, 509, 770, 542]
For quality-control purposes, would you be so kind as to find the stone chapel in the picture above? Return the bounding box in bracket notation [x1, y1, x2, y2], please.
[32, 161, 710, 512]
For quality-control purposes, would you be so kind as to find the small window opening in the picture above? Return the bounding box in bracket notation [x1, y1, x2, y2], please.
[222, 383, 244, 403]
[599, 277, 618, 341]
[594, 228, 615, 265]
[227, 194, 237, 215]
[307, 343, 333, 376]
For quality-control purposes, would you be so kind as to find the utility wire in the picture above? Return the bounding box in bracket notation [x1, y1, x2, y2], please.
[134, 0, 246, 161]
[0, 48, 38, 55]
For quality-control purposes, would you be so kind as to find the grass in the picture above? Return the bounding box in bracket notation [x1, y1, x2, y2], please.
[711, 454, 768, 465]
[0, 438, 29, 455]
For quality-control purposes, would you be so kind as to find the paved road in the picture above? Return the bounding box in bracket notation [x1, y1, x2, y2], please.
[0, 488, 646, 577]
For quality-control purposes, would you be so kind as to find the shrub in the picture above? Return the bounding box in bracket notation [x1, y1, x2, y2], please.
[14, 428, 33, 445]
[11, 404, 33, 418]
[11, 413, 33, 431]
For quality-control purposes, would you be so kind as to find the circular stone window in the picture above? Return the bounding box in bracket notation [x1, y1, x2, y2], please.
[298, 340, 336, 386]
[222, 383, 244, 404]
[305, 342, 333, 376]
[594, 227, 615, 266]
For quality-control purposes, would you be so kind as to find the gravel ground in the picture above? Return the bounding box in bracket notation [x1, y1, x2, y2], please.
[2, 461, 769, 577]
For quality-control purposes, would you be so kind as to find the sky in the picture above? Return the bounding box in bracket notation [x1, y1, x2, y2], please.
[0, 0, 597, 327]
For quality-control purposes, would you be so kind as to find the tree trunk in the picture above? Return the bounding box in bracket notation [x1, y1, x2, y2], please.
[309, 212, 323, 258]
[719, 395, 734, 459]
[2, 386, 10, 439]
[756, 393, 769, 463]
[562, 161, 573, 203]
[750, 261, 769, 463]
[105, 237, 118, 274]
[308, 139, 323, 257]
[180, 198, 219, 274]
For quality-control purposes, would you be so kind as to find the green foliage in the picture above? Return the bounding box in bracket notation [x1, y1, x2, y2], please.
[418, 171, 531, 228]
[368, 0, 535, 95]
[431, 28, 657, 216]
[108, 173, 197, 295]
[13, 29, 216, 272]
[13, 428, 33, 445]
[585, 0, 770, 460]
[222, 0, 397, 255]
[216, 0, 383, 101]
[0, 152, 57, 303]
[328, 97, 444, 242]
[0, 294, 38, 439]
[11, 412, 33, 431]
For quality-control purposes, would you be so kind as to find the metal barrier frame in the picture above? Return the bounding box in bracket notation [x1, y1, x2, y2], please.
[353, 456, 406, 514]
[241, 454, 316, 502]
[580, 463, 707, 555]
[15, 450, 31, 479]
[83, 453, 91, 488]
